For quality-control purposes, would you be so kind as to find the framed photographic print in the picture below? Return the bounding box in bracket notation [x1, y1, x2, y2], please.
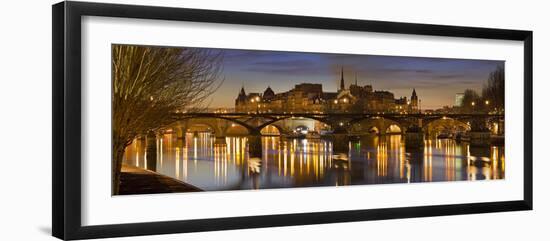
[52, 1, 533, 240]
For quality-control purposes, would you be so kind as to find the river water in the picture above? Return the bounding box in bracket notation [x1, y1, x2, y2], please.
[123, 133, 504, 191]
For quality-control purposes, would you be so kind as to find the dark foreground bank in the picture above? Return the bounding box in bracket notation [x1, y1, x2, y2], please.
[118, 164, 201, 195]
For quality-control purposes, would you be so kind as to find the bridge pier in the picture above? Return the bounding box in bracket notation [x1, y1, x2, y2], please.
[405, 126, 424, 149]
[172, 127, 186, 147]
[332, 134, 350, 154]
[499, 119, 505, 135]
[470, 131, 491, 147]
[247, 135, 263, 159]
[176, 127, 186, 140]
[145, 131, 157, 172]
[214, 135, 227, 145]
[470, 118, 491, 147]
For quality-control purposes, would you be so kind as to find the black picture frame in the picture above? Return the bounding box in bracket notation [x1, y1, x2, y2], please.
[52, 1, 533, 240]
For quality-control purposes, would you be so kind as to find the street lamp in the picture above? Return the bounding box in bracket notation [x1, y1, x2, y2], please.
[471, 101, 475, 106]
[485, 100, 489, 105]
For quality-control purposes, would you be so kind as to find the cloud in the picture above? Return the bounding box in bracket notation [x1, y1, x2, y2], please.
[244, 66, 313, 75]
[379, 68, 435, 74]
[250, 59, 315, 67]
[208, 47, 502, 108]
[435, 74, 465, 80]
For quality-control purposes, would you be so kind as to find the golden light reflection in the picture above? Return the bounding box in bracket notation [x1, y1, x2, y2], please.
[175, 147, 180, 179]
[135, 147, 139, 168]
[377, 140, 387, 177]
[160, 136, 164, 165]
[492, 146, 498, 180]
[183, 142, 188, 181]
[466, 144, 472, 180]
[283, 141, 288, 176]
[144, 149, 148, 170]
[290, 140, 295, 176]
[121, 129, 504, 191]
[443, 139, 456, 181]
[193, 136, 198, 170]
[423, 139, 433, 181]
[157, 138, 161, 166]
[399, 140, 405, 179]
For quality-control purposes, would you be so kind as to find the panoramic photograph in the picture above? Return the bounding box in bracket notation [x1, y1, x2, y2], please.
[111, 44, 505, 195]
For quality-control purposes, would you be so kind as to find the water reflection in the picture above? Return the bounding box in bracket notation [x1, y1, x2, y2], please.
[123, 133, 505, 191]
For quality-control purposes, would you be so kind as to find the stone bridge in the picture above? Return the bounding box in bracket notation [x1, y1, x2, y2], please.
[137, 112, 503, 167]
[166, 112, 503, 144]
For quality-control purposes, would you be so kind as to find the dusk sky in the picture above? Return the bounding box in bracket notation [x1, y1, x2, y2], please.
[201, 47, 503, 110]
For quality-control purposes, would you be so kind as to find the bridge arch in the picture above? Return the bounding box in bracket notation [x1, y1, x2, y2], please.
[368, 126, 380, 135]
[170, 120, 217, 138]
[385, 124, 402, 134]
[423, 117, 470, 136]
[260, 124, 283, 135]
[173, 116, 258, 135]
[349, 117, 405, 135]
[258, 116, 332, 134]
[225, 123, 250, 136]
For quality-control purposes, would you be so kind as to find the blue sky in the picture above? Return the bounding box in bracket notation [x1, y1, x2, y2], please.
[202, 47, 503, 109]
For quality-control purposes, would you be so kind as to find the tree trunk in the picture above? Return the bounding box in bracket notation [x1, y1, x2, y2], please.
[112, 145, 125, 195]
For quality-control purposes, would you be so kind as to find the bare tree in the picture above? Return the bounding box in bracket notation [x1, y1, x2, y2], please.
[112, 45, 223, 194]
[482, 65, 505, 111]
[461, 88, 481, 112]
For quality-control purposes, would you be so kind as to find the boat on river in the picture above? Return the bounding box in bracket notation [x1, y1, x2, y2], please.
[437, 132, 453, 139]
[332, 153, 350, 169]
[455, 132, 470, 142]
[469, 156, 491, 166]
[306, 131, 321, 139]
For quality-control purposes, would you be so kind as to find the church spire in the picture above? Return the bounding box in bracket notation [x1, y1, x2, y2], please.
[355, 72, 358, 86]
[238, 84, 246, 98]
[410, 88, 419, 111]
[340, 66, 345, 91]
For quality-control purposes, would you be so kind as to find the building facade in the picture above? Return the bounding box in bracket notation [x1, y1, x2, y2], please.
[235, 69, 420, 114]
[454, 93, 465, 107]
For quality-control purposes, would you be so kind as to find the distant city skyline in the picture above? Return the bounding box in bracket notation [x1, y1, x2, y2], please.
[200, 47, 503, 110]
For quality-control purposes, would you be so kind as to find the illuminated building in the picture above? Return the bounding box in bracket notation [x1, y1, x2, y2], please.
[235, 68, 420, 113]
[455, 93, 465, 107]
